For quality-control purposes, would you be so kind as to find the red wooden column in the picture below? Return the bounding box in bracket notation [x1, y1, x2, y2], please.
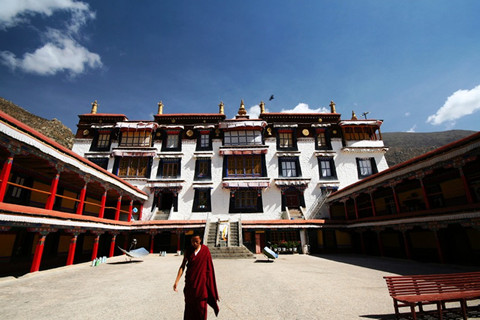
[127, 200, 133, 222]
[176, 231, 182, 254]
[29, 227, 57, 273]
[397, 225, 412, 260]
[429, 223, 445, 264]
[368, 189, 377, 217]
[115, 195, 122, 221]
[390, 182, 401, 214]
[148, 231, 157, 254]
[98, 190, 107, 218]
[109, 232, 118, 257]
[65, 229, 84, 266]
[374, 227, 384, 257]
[45, 172, 60, 210]
[353, 195, 359, 219]
[0, 155, 14, 202]
[76, 183, 87, 215]
[455, 161, 474, 204]
[416, 172, 430, 210]
[342, 200, 348, 220]
[91, 231, 103, 261]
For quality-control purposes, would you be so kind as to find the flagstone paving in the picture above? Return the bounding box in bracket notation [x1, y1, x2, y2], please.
[0, 253, 479, 319]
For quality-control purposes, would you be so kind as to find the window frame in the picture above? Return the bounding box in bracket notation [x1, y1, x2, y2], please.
[223, 155, 266, 178]
[223, 130, 263, 146]
[161, 130, 182, 151]
[194, 158, 212, 181]
[119, 130, 152, 147]
[318, 157, 337, 179]
[229, 189, 263, 213]
[276, 129, 297, 151]
[278, 157, 302, 177]
[356, 157, 378, 179]
[90, 130, 113, 151]
[315, 129, 332, 150]
[196, 130, 212, 151]
[157, 158, 181, 179]
[115, 157, 151, 178]
[192, 188, 212, 212]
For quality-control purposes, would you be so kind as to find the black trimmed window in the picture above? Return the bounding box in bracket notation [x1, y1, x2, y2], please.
[88, 157, 109, 170]
[318, 157, 337, 179]
[90, 130, 112, 151]
[229, 189, 263, 213]
[276, 129, 297, 151]
[279, 157, 301, 177]
[196, 131, 212, 151]
[120, 130, 152, 147]
[315, 129, 332, 150]
[224, 130, 262, 146]
[192, 188, 211, 212]
[114, 157, 151, 178]
[356, 157, 378, 178]
[157, 158, 181, 178]
[194, 158, 211, 180]
[162, 130, 182, 151]
[224, 155, 266, 177]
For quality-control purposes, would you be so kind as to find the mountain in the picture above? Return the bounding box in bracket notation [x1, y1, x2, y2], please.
[0, 97, 74, 149]
[382, 130, 476, 167]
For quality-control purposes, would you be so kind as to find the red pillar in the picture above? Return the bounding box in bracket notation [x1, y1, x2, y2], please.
[150, 234, 155, 254]
[30, 233, 47, 273]
[115, 196, 122, 221]
[109, 234, 117, 257]
[391, 185, 401, 214]
[45, 173, 60, 210]
[369, 192, 376, 217]
[76, 183, 87, 215]
[353, 197, 359, 219]
[66, 234, 78, 266]
[91, 234, 100, 261]
[419, 177, 430, 210]
[458, 166, 474, 204]
[138, 204, 143, 221]
[127, 200, 133, 222]
[343, 201, 348, 220]
[99, 190, 107, 218]
[400, 230, 411, 260]
[0, 155, 13, 202]
[176, 232, 181, 253]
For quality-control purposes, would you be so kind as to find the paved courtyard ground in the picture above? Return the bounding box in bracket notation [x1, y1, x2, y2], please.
[1, 253, 479, 319]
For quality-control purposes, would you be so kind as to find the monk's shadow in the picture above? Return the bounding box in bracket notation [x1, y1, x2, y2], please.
[107, 260, 143, 265]
[254, 259, 275, 263]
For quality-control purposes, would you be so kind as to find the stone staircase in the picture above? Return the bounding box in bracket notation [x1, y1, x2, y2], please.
[204, 220, 255, 259]
[288, 208, 305, 220]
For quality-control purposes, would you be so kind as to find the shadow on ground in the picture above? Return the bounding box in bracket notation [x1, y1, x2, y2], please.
[107, 260, 143, 265]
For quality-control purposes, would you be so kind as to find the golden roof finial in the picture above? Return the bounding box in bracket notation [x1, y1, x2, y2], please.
[91, 100, 98, 114]
[238, 100, 247, 116]
[351, 110, 358, 120]
[219, 101, 224, 114]
[259, 101, 265, 114]
[157, 101, 164, 115]
[330, 100, 336, 113]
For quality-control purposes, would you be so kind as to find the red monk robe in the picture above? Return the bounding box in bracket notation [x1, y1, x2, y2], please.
[183, 244, 219, 319]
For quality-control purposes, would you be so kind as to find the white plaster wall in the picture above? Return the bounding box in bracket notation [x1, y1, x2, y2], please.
[71, 139, 91, 156]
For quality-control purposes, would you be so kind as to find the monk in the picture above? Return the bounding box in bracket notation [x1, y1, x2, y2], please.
[173, 234, 219, 319]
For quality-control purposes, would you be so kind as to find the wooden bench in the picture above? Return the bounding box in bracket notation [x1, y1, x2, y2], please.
[384, 272, 480, 319]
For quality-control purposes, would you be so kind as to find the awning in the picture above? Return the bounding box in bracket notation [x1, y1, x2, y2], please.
[193, 124, 215, 129]
[339, 120, 383, 126]
[219, 120, 267, 129]
[112, 150, 156, 157]
[219, 149, 268, 155]
[115, 122, 159, 130]
[274, 179, 310, 187]
[222, 181, 269, 189]
[91, 124, 115, 129]
[148, 182, 183, 188]
[273, 123, 298, 128]
[158, 124, 185, 130]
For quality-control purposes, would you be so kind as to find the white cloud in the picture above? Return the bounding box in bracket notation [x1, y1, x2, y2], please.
[404, 112, 410, 117]
[248, 104, 270, 119]
[0, 0, 101, 76]
[281, 103, 329, 113]
[0, 0, 90, 29]
[406, 125, 416, 133]
[427, 84, 480, 126]
[1, 30, 101, 76]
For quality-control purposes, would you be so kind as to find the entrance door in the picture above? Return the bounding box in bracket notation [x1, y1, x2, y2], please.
[157, 192, 174, 213]
[255, 232, 266, 254]
[285, 189, 300, 209]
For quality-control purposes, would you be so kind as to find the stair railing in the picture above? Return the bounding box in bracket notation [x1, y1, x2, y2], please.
[238, 218, 243, 247]
[306, 189, 332, 220]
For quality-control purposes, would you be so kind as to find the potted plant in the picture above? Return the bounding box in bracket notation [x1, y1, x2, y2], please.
[279, 240, 287, 252]
[272, 243, 278, 253]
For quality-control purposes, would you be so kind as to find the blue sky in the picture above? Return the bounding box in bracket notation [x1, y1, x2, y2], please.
[1, 0, 480, 133]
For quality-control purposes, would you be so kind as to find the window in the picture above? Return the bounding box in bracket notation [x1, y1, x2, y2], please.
[229, 189, 263, 213]
[279, 157, 301, 177]
[344, 126, 380, 141]
[318, 157, 337, 179]
[194, 158, 211, 180]
[315, 129, 332, 150]
[120, 130, 152, 147]
[88, 157, 109, 170]
[90, 130, 112, 151]
[224, 130, 262, 146]
[162, 131, 182, 151]
[11, 176, 25, 198]
[356, 157, 378, 178]
[117, 157, 150, 178]
[197, 131, 212, 151]
[276, 129, 297, 150]
[192, 188, 211, 212]
[225, 155, 264, 177]
[157, 158, 181, 178]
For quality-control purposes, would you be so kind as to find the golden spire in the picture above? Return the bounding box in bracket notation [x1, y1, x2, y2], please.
[351, 110, 358, 120]
[219, 101, 224, 114]
[91, 100, 98, 114]
[238, 100, 247, 116]
[330, 100, 336, 113]
[157, 101, 164, 115]
[259, 101, 265, 114]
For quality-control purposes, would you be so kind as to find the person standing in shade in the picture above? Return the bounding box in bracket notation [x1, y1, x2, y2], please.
[173, 233, 219, 319]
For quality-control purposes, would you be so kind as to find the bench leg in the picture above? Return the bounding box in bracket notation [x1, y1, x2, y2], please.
[410, 304, 417, 320]
[460, 299, 467, 320]
[436, 302, 443, 320]
[393, 300, 400, 320]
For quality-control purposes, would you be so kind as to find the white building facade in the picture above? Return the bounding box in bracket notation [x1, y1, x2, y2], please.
[72, 101, 388, 224]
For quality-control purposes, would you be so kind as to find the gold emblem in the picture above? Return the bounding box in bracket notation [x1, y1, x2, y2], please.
[302, 129, 309, 136]
[186, 129, 194, 137]
[83, 129, 89, 136]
